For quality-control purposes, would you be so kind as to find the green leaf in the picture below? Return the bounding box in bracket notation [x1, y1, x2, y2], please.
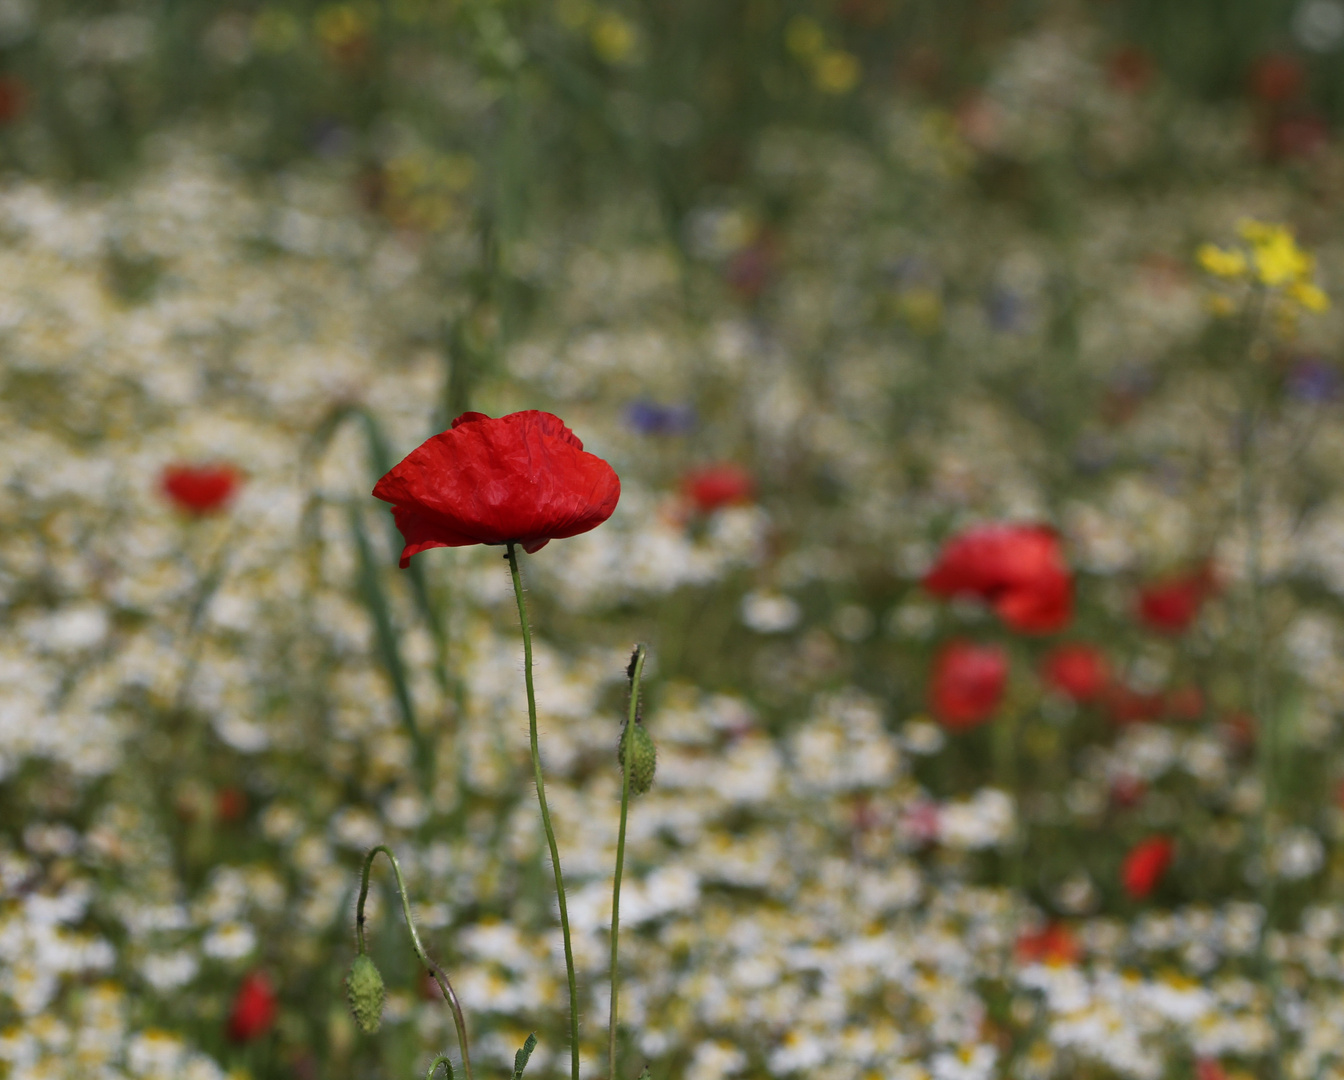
[349, 504, 430, 788]
[511, 1033, 538, 1080]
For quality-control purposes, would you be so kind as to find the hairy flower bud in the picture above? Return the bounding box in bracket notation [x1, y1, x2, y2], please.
[617, 722, 657, 796]
[346, 953, 386, 1034]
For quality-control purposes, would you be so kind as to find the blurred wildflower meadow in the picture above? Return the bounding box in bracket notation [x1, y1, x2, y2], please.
[11, 1, 1344, 1079]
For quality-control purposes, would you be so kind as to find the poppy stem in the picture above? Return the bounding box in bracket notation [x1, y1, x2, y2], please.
[609, 644, 646, 1080]
[506, 542, 581, 1080]
[357, 845, 473, 1080]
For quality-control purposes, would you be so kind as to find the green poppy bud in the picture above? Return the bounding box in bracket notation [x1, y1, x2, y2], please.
[345, 953, 386, 1035]
[617, 722, 657, 796]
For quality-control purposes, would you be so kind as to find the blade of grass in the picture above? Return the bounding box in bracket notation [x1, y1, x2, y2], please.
[348, 503, 431, 792]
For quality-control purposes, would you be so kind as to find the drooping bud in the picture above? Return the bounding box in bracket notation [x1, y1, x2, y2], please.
[617, 722, 657, 796]
[345, 953, 386, 1034]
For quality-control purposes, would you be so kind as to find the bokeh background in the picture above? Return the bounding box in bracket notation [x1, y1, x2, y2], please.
[6, 2, 1344, 1079]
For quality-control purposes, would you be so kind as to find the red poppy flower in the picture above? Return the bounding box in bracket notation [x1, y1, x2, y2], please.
[227, 971, 278, 1043]
[1196, 1060, 1228, 1080]
[725, 232, 779, 301]
[1111, 774, 1146, 809]
[1136, 567, 1214, 634]
[1107, 45, 1153, 95]
[1015, 923, 1080, 966]
[924, 523, 1073, 633]
[682, 464, 755, 514]
[1041, 644, 1110, 702]
[1122, 835, 1174, 899]
[930, 640, 1007, 730]
[1250, 52, 1305, 104]
[1166, 685, 1205, 721]
[372, 411, 620, 568]
[1267, 113, 1330, 161]
[216, 787, 247, 824]
[161, 464, 242, 515]
[1104, 683, 1165, 725]
[0, 75, 26, 125]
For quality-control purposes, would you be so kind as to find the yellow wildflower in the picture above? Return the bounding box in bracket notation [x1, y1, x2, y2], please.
[315, 4, 368, 51]
[785, 16, 825, 59]
[1238, 219, 1315, 286]
[1196, 243, 1247, 279]
[814, 50, 861, 94]
[1289, 280, 1330, 312]
[591, 12, 636, 64]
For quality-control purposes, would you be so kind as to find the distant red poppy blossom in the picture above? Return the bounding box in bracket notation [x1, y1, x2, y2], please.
[1166, 685, 1205, 721]
[227, 971, 278, 1042]
[725, 233, 778, 301]
[930, 640, 1008, 730]
[1122, 835, 1174, 899]
[1105, 683, 1165, 725]
[372, 411, 620, 568]
[1041, 644, 1110, 702]
[1107, 45, 1153, 94]
[682, 464, 755, 514]
[1267, 113, 1330, 161]
[1195, 1060, 1229, 1080]
[0, 75, 26, 125]
[1250, 53, 1305, 104]
[161, 464, 242, 515]
[1136, 567, 1214, 634]
[924, 523, 1073, 633]
[216, 787, 248, 824]
[1111, 774, 1146, 809]
[1015, 923, 1080, 966]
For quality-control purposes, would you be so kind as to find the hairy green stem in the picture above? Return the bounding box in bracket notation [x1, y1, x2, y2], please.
[425, 1055, 456, 1080]
[357, 845, 473, 1080]
[506, 542, 581, 1080]
[609, 644, 647, 1080]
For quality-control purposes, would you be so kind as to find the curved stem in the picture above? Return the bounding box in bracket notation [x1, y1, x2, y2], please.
[609, 645, 647, 1080]
[506, 542, 581, 1080]
[426, 1056, 456, 1080]
[357, 845, 474, 1080]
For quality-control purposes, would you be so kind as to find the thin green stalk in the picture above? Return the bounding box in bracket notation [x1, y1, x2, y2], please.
[357, 845, 473, 1080]
[609, 645, 647, 1080]
[1234, 290, 1284, 1080]
[506, 543, 581, 1080]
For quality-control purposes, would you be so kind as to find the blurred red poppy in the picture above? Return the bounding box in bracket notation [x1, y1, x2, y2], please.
[1250, 52, 1305, 104]
[1267, 113, 1330, 161]
[1195, 1060, 1229, 1080]
[161, 464, 242, 515]
[924, 523, 1073, 633]
[930, 640, 1007, 730]
[1041, 644, 1110, 702]
[1166, 685, 1205, 721]
[1122, 835, 1174, 899]
[1136, 567, 1214, 634]
[373, 411, 620, 567]
[216, 787, 248, 824]
[1105, 683, 1165, 725]
[1111, 774, 1146, 808]
[1015, 922, 1080, 966]
[0, 75, 26, 125]
[682, 464, 755, 514]
[725, 232, 778, 301]
[227, 971, 278, 1042]
[1107, 45, 1153, 94]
